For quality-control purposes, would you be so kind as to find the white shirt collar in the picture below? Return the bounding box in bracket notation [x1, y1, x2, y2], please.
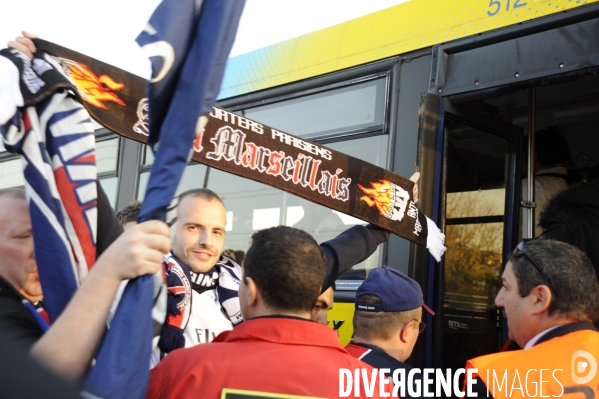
[524, 325, 561, 349]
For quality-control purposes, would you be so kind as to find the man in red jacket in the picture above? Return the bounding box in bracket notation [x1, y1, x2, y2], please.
[147, 226, 395, 399]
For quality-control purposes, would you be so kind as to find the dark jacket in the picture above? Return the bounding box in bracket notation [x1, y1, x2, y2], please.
[539, 182, 599, 277]
[0, 326, 81, 398]
[346, 341, 422, 398]
[320, 224, 388, 292]
[0, 276, 44, 351]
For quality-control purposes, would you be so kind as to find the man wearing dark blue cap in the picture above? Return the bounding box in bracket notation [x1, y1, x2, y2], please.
[346, 266, 434, 398]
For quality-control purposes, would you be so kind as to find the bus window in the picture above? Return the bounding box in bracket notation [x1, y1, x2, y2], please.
[96, 138, 119, 174]
[96, 136, 120, 208]
[0, 134, 119, 204]
[98, 177, 118, 208]
[0, 158, 24, 189]
[242, 78, 386, 140]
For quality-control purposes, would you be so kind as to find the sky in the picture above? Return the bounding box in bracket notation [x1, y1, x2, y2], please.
[0, 0, 408, 79]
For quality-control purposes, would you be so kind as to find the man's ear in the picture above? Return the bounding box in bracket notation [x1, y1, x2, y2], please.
[529, 285, 552, 315]
[399, 321, 414, 344]
[245, 276, 259, 308]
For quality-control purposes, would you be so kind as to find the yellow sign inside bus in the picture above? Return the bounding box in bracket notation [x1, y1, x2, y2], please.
[327, 302, 355, 346]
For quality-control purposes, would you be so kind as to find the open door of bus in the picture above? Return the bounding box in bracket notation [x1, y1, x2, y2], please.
[412, 93, 523, 371]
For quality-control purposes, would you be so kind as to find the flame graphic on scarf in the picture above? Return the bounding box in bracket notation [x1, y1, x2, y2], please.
[62, 60, 126, 109]
[358, 180, 395, 217]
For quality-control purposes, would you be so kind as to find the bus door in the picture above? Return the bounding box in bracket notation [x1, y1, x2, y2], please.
[412, 93, 523, 372]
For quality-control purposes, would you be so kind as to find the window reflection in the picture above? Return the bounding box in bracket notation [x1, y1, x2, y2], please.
[243, 78, 386, 138]
[446, 189, 505, 219]
[143, 146, 154, 166]
[0, 158, 24, 189]
[0, 136, 118, 192]
[137, 163, 208, 203]
[137, 171, 150, 200]
[96, 138, 119, 174]
[99, 177, 118, 208]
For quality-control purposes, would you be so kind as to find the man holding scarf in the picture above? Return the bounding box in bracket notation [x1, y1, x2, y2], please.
[154, 184, 415, 364]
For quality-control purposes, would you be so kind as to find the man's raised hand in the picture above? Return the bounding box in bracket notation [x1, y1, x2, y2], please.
[7, 31, 38, 60]
[409, 172, 420, 204]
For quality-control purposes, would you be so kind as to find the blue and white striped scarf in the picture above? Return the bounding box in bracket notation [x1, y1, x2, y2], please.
[159, 253, 242, 353]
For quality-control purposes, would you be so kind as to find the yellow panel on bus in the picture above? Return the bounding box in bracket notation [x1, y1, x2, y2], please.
[220, 0, 598, 99]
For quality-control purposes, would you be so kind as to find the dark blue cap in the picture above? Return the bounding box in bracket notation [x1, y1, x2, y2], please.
[355, 266, 435, 315]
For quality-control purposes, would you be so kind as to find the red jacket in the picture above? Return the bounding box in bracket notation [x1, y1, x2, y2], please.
[147, 316, 395, 398]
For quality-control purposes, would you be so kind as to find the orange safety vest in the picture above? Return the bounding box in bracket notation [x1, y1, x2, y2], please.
[466, 330, 599, 399]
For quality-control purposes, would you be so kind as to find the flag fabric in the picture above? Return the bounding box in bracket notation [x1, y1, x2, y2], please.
[0, 49, 98, 323]
[22, 300, 50, 332]
[86, 0, 245, 398]
[136, 0, 246, 222]
[1, 0, 244, 394]
[0, 48, 156, 399]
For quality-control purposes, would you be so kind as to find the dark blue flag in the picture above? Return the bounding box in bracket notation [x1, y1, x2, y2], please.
[84, 1, 245, 398]
[137, 0, 245, 222]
